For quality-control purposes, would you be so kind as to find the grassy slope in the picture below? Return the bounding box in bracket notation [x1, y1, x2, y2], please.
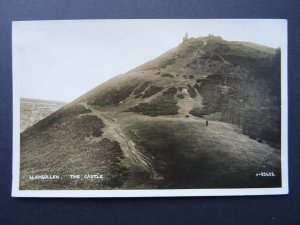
[20, 105, 131, 190]
[121, 114, 281, 188]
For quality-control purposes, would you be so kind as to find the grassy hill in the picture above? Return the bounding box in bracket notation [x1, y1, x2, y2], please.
[20, 35, 282, 190]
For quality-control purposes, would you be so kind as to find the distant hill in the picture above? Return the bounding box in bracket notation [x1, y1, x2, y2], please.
[20, 98, 67, 132]
[20, 35, 282, 190]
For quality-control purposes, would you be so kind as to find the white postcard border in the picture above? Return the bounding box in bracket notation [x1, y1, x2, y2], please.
[12, 19, 288, 197]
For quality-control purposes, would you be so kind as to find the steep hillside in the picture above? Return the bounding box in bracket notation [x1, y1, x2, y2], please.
[20, 35, 282, 190]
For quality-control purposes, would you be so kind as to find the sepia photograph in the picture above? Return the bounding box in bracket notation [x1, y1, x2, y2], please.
[12, 19, 288, 197]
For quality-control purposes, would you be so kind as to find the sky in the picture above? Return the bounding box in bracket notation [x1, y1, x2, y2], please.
[13, 19, 287, 102]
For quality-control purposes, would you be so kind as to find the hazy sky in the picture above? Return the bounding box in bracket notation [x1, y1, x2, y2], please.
[13, 19, 287, 102]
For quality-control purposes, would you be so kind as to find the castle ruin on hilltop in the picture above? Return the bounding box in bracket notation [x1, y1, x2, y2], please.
[182, 33, 223, 43]
[207, 34, 223, 41]
[182, 32, 189, 42]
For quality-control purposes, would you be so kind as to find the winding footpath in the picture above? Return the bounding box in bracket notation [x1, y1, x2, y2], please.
[80, 102, 162, 180]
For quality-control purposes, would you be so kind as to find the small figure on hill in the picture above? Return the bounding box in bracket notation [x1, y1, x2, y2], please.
[206, 120, 209, 126]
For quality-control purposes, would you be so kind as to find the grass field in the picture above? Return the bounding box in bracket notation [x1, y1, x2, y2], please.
[121, 114, 281, 188]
